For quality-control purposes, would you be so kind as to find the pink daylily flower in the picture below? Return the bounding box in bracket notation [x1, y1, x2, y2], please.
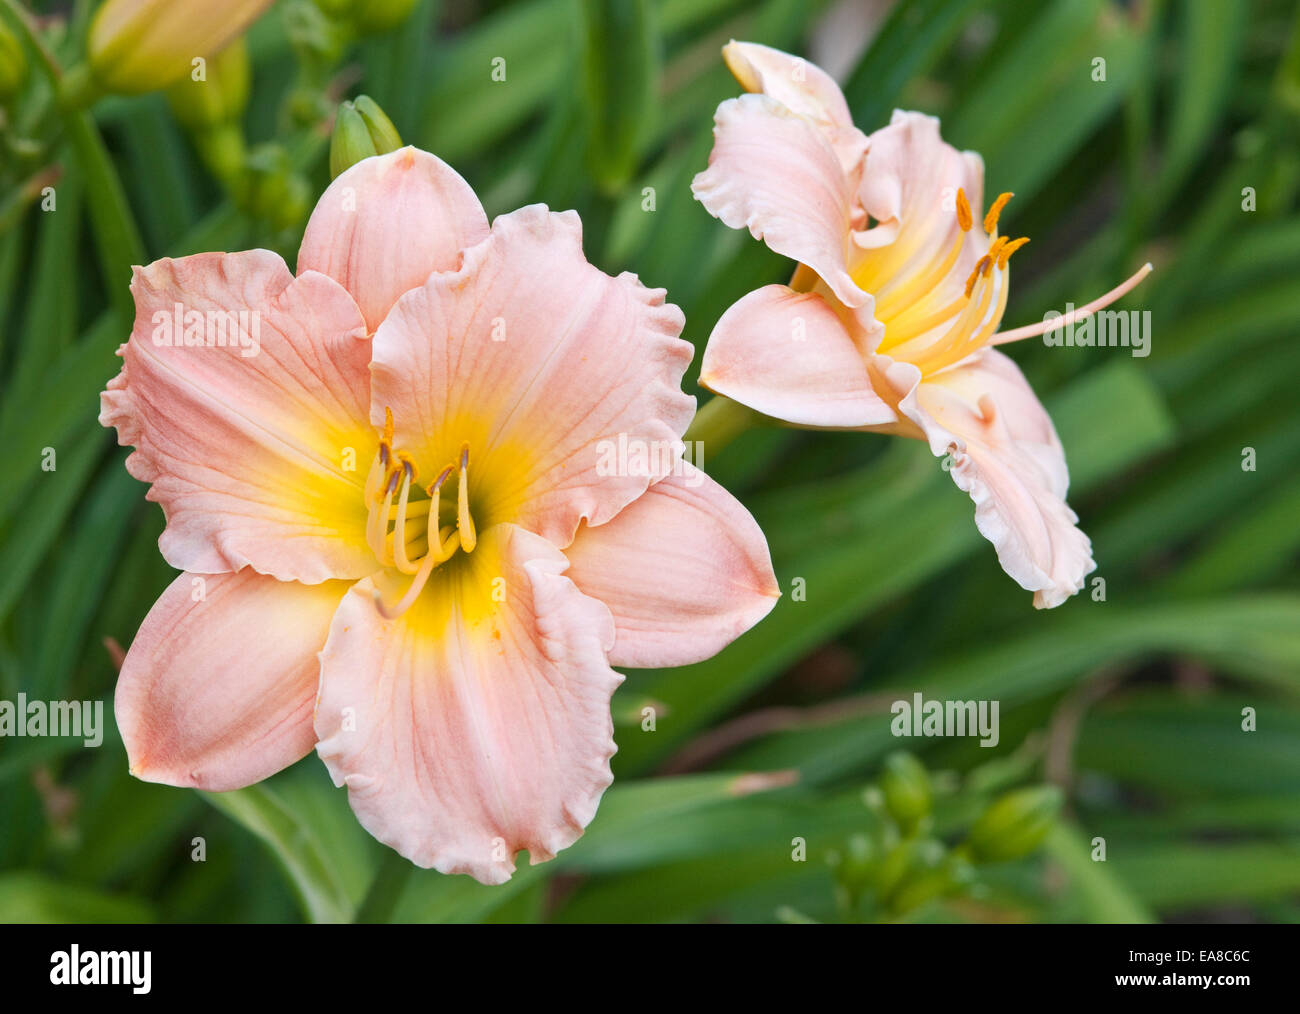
[692, 41, 1151, 608]
[101, 147, 779, 884]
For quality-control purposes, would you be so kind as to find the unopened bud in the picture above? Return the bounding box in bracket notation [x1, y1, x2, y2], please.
[88, 0, 272, 95]
[967, 786, 1063, 863]
[329, 95, 403, 178]
[879, 751, 931, 833]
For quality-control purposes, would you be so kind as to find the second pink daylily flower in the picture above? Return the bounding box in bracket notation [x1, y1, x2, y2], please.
[693, 42, 1151, 608]
[102, 147, 779, 884]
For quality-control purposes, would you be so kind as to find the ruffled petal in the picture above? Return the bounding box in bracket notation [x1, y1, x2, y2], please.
[297, 147, 490, 332]
[116, 569, 348, 791]
[876, 349, 1095, 608]
[369, 205, 694, 549]
[700, 284, 895, 427]
[99, 251, 378, 583]
[692, 94, 867, 308]
[564, 463, 780, 668]
[314, 524, 621, 884]
[722, 40, 854, 128]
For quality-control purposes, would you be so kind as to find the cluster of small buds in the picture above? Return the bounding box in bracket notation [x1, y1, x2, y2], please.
[822, 751, 1063, 921]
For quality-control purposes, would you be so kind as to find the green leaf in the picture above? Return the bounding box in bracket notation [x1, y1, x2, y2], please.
[202, 763, 380, 924]
[0, 872, 154, 922]
[580, 0, 659, 191]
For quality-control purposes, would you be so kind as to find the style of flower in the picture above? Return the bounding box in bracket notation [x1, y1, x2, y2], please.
[102, 147, 779, 883]
[693, 42, 1151, 608]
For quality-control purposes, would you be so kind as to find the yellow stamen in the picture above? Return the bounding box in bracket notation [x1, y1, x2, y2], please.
[875, 230, 966, 326]
[457, 443, 476, 553]
[964, 255, 991, 298]
[955, 189, 972, 232]
[997, 236, 1030, 269]
[391, 457, 420, 575]
[984, 191, 1014, 235]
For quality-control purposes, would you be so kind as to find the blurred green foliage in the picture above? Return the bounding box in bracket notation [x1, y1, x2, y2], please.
[0, 0, 1298, 923]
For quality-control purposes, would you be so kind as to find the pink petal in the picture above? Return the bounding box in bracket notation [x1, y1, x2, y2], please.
[700, 284, 896, 427]
[314, 524, 621, 884]
[369, 205, 694, 549]
[100, 252, 378, 583]
[854, 110, 987, 306]
[565, 463, 780, 668]
[298, 147, 490, 332]
[722, 40, 855, 128]
[692, 94, 867, 308]
[720, 40, 867, 174]
[116, 569, 349, 791]
[879, 349, 1095, 608]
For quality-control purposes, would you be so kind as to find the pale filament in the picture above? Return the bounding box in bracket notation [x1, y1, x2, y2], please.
[363, 418, 480, 620]
[865, 187, 1151, 377]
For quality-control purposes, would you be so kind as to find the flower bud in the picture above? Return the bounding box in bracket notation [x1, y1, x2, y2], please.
[888, 852, 972, 915]
[879, 751, 931, 833]
[967, 785, 1063, 863]
[0, 20, 27, 100]
[827, 832, 876, 899]
[88, 0, 272, 95]
[165, 39, 250, 130]
[329, 95, 403, 179]
[874, 837, 944, 905]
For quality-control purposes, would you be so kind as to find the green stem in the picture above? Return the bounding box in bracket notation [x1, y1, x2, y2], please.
[1, 1, 144, 327]
[353, 848, 414, 924]
[683, 393, 762, 459]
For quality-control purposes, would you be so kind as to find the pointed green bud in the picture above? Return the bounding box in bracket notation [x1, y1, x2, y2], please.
[828, 832, 876, 898]
[967, 786, 1064, 863]
[329, 95, 403, 179]
[879, 751, 931, 834]
[166, 39, 250, 130]
[0, 20, 27, 100]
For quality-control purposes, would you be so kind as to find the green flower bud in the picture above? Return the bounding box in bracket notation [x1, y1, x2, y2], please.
[889, 852, 972, 915]
[874, 838, 934, 902]
[165, 39, 250, 130]
[879, 751, 932, 833]
[0, 21, 28, 100]
[329, 95, 403, 178]
[244, 144, 310, 230]
[967, 785, 1063, 863]
[828, 833, 876, 898]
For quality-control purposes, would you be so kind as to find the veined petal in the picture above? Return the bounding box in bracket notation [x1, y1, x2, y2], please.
[853, 110, 987, 307]
[370, 205, 694, 548]
[692, 94, 867, 308]
[116, 570, 348, 791]
[99, 251, 376, 583]
[315, 524, 621, 884]
[879, 349, 1095, 609]
[298, 147, 490, 332]
[700, 284, 895, 428]
[565, 463, 780, 668]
